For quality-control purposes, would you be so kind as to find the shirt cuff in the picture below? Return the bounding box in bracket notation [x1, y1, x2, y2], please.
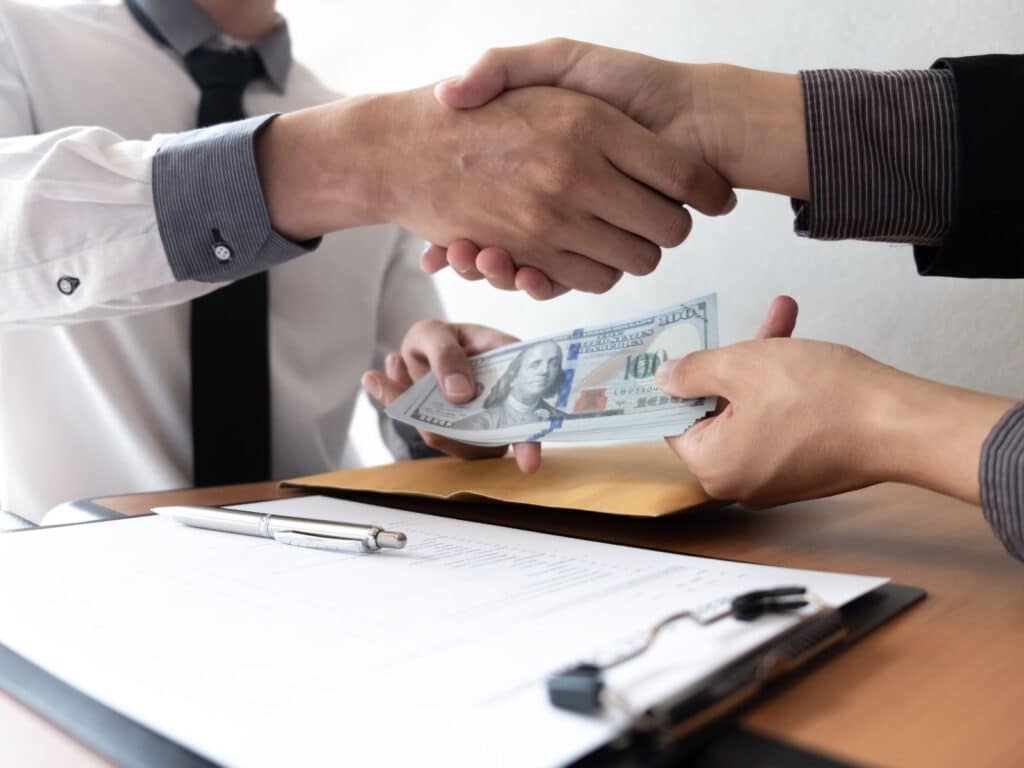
[792, 69, 957, 245]
[152, 114, 319, 283]
[980, 401, 1024, 562]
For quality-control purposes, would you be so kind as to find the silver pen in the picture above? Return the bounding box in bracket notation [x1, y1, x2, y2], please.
[152, 505, 407, 554]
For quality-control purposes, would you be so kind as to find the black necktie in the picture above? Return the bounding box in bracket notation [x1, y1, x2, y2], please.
[186, 47, 272, 487]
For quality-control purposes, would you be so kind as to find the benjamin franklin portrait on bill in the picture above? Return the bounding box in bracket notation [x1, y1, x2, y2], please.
[454, 341, 568, 430]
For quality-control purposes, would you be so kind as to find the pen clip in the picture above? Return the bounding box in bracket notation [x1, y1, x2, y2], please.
[272, 529, 373, 554]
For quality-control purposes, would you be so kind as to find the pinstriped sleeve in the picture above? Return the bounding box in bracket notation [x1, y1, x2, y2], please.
[152, 113, 318, 282]
[793, 69, 957, 245]
[980, 402, 1024, 561]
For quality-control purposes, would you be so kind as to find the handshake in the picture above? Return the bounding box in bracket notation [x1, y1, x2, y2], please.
[263, 41, 1021, 550]
[258, 38, 809, 299]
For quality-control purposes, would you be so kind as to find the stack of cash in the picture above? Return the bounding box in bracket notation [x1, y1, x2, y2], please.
[386, 295, 719, 446]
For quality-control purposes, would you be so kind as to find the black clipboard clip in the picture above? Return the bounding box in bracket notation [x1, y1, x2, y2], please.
[547, 585, 848, 759]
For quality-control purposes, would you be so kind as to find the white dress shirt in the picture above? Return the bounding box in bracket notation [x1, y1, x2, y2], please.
[0, 0, 442, 521]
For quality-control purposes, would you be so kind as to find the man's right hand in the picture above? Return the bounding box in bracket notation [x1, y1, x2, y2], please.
[257, 82, 732, 294]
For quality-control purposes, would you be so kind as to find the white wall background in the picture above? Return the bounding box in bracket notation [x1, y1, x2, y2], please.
[279, 0, 1024, 402]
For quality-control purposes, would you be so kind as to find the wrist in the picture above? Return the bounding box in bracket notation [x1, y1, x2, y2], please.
[865, 370, 1015, 502]
[691, 64, 809, 199]
[255, 96, 395, 241]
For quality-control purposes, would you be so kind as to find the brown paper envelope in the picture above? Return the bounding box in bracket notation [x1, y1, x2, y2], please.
[283, 442, 711, 517]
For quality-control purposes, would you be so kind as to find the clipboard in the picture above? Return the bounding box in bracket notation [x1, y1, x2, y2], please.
[0, 514, 924, 768]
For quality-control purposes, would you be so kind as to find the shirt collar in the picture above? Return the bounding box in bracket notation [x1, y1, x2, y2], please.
[129, 0, 292, 91]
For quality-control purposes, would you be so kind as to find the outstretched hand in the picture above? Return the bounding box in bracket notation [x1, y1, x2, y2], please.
[361, 321, 542, 473]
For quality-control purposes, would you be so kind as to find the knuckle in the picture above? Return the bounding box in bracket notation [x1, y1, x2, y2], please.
[714, 352, 743, 382]
[520, 203, 557, 235]
[691, 457, 742, 499]
[663, 159, 697, 201]
[543, 158, 581, 195]
[411, 317, 441, 333]
[403, 318, 443, 352]
[559, 110, 596, 145]
[543, 36, 572, 53]
[478, 46, 507, 68]
[701, 474, 735, 500]
[411, 318, 444, 338]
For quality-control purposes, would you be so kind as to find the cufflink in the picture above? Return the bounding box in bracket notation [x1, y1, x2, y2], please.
[211, 228, 233, 263]
[56, 276, 80, 295]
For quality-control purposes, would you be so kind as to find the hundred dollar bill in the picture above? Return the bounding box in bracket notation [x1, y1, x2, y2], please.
[386, 295, 719, 446]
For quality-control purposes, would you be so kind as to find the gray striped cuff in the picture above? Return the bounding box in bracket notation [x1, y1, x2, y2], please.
[793, 69, 957, 245]
[152, 114, 318, 283]
[980, 401, 1024, 562]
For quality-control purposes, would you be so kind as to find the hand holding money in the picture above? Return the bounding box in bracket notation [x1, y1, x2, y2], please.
[361, 322, 544, 473]
[384, 295, 720, 450]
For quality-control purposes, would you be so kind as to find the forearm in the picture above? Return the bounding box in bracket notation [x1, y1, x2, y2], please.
[255, 95, 394, 241]
[694, 64, 809, 200]
[867, 371, 1015, 504]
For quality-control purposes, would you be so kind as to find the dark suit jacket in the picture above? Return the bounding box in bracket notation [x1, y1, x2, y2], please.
[915, 55, 1024, 278]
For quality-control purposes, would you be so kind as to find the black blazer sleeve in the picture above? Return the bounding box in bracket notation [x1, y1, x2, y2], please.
[914, 54, 1024, 278]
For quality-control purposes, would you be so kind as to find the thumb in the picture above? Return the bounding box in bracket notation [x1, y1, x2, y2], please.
[655, 349, 732, 400]
[755, 295, 799, 340]
[434, 38, 583, 109]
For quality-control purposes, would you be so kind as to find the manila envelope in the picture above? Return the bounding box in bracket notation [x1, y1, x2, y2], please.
[284, 442, 711, 518]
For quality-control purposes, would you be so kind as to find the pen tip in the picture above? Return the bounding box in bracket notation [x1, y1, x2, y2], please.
[377, 531, 407, 550]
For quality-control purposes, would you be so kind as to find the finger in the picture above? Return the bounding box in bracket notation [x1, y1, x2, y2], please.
[516, 266, 573, 299]
[523, 249, 622, 295]
[514, 267, 558, 300]
[558, 214, 664, 278]
[452, 323, 519, 355]
[446, 239, 485, 281]
[401, 321, 477, 402]
[755, 295, 799, 340]
[590, 165, 694, 250]
[515, 268, 570, 300]
[600, 119, 735, 217]
[361, 370, 407, 408]
[420, 244, 450, 274]
[664, 416, 718, 480]
[654, 349, 733, 400]
[513, 442, 542, 474]
[475, 247, 518, 290]
[434, 38, 585, 109]
[385, 352, 414, 389]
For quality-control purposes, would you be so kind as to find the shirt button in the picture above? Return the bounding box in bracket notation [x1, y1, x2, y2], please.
[57, 276, 80, 295]
[212, 242, 233, 263]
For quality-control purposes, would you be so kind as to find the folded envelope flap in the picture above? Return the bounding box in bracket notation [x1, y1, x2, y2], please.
[283, 443, 710, 517]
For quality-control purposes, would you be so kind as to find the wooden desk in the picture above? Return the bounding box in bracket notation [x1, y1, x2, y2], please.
[4, 482, 1024, 767]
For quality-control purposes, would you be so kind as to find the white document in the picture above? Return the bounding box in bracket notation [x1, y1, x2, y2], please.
[0, 497, 885, 767]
